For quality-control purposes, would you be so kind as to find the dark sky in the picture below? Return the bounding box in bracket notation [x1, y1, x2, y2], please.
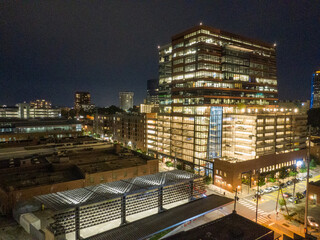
[1, 1, 319, 107]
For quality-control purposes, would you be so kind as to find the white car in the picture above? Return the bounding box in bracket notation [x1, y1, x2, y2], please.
[264, 187, 273, 193]
[272, 185, 279, 191]
[307, 216, 319, 229]
[288, 197, 299, 203]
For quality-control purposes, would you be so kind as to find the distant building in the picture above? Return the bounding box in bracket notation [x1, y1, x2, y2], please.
[311, 70, 320, 109]
[0, 118, 82, 142]
[146, 79, 159, 104]
[0, 103, 61, 119]
[140, 103, 159, 113]
[74, 91, 94, 111]
[94, 113, 146, 151]
[119, 92, 134, 111]
[30, 99, 52, 109]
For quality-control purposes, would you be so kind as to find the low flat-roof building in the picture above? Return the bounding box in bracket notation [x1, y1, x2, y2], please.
[0, 118, 82, 142]
[164, 212, 275, 240]
[0, 144, 158, 215]
[34, 170, 205, 239]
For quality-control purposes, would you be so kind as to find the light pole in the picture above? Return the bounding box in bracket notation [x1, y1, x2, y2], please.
[304, 126, 311, 235]
[256, 170, 260, 223]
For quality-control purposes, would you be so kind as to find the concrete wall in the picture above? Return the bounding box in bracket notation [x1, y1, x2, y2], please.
[308, 182, 320, 205]
[84, 159, 158, 186]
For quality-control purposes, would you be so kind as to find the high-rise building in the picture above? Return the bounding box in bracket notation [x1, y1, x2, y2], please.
[311, 70, 320, 108]
[146, 79, 159, 104]
[119, 92, 134, 111]
[146, 25, 307, 190]
[74, 91, 93, 111]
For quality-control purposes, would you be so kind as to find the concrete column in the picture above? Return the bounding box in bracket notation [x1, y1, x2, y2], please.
[121, 195, 127, 225]
[75, 207, 80, 240]
[189, 180, 194, 202]
[158, 187, 164, 213]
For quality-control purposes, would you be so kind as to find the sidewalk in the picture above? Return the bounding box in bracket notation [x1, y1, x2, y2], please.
[207, 184, 234, 199]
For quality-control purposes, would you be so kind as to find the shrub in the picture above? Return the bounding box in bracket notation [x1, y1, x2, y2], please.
[165, 161, 173, 167]
[289, 171, 297, 177]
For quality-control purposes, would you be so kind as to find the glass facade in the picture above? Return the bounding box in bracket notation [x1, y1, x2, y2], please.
[311, 71, 320, 108]
[207, 107, 223, 159]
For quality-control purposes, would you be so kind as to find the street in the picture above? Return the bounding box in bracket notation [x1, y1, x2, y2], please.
[207, 166, 320, 239]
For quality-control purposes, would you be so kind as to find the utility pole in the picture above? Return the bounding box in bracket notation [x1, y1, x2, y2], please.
[256, 170, 260, 223]
[233, 188, 238, 213]
[275, 187, 280, 215]
[304, 126, 311, 235]
[280, 187, 289, 215]
[292, 178, 297, 198]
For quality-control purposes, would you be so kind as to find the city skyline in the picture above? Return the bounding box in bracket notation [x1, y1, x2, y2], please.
[1, 1, 319, 107]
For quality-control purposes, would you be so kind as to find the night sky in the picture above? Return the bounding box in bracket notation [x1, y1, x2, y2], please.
[1, 1, 319, 107]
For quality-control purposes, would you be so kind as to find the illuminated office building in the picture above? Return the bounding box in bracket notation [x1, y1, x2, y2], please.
[147, 25, 307, 182]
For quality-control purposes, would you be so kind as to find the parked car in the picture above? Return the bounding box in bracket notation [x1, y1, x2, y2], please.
[264, 187, 273, 193]
[296, 192, 304, 199]
[288, 197, 299, 203]
[272, 185, 279, 191]
[307, 216, 319, 229]
[283, 192, 292, 198]
[286, 180, 292, 185]
[296, 177, 303, 182]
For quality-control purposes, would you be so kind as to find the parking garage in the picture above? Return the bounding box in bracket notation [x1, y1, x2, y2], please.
[34, 170, 205, 239]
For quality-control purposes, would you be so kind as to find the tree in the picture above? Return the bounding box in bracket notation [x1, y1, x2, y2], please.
[279, 167, 289, 180]
[310, 159, 317, 170]
[97, 105, 125, 115]
[258, 176, 265, 186]
[299, 162, 307, 173]
[204, 176, 212, 185]
[128, 105, 139, 114]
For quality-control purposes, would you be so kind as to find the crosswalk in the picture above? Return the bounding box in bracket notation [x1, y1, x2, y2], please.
[238, 198, 271, 224]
